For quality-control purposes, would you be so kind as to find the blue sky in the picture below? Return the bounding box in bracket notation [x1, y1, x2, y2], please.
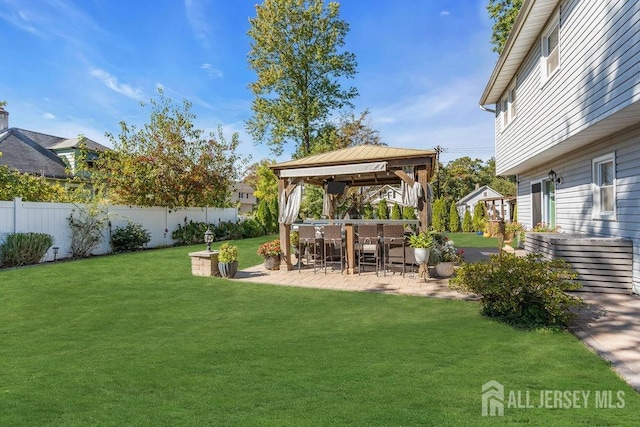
[0, 0, 499, 167]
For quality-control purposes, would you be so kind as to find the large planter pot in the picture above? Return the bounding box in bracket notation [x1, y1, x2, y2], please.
[263, 254, 281, 270]
[218, 261, 238, 278]
[435, 262, 455, 278]
[413, 248, 430, 264]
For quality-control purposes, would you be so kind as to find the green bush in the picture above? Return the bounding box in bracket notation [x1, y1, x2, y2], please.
[215, 221, 243, 241]
[390, 202, 402, 220]
[218, 242, 238, 263]
[402, 206, 415, 220]
[432, 197, 448, 232]
[363, 202, 374, 220]
[376, 201, 389, 220]
[449, 253, 583, 328]
[172, 220, 208, 246]
[0, 232, 53, 267]
[240, 218, 265, 238]
[111, 222, 151, 253]
[449, 203, 461, 233]
[462, 209, 473, 232]
[472, 202, 487, 232]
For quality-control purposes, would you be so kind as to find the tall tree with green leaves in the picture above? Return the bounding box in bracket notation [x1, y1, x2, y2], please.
[376, 200, 389, 220]
[247, 0, 358, 158]
[94, 89, 244, 208]
[449, 202, 461, 233]
[488, 0, 523, 54]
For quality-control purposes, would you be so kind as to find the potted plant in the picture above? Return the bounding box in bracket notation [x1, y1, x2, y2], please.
[407, 231, 433, 264]
[432, 239, 464, 278]
[218, 242, 239, 278]
[257, 239, 282, 270]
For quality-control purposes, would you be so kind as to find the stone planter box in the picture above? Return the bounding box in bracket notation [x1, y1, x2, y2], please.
[188, 250, 220, 277]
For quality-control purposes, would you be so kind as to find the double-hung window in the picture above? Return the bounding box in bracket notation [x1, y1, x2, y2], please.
[501, 85, 517, 130]
[541, 13, 560, 82]
[592, 152, 616, 220]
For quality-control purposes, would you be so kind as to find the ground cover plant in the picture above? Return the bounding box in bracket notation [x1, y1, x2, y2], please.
[1, 236, 638, 425]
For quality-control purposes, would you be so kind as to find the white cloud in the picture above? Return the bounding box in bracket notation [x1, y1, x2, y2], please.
[201, 63, 223, 78]
[89, 68, 144, 100]
[440, 11, 450, 16]
[184, 0, 211, 48]
[43, 112, 55, 119]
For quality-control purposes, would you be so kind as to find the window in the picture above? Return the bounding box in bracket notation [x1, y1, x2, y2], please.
[501, 84, 517, 130]
[592, 153, 616, 220]
[541, 13, 560, 81]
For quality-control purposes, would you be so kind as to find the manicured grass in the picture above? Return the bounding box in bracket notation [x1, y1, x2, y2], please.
[446, 232, 500, 248]
[1, 237, 638, 425]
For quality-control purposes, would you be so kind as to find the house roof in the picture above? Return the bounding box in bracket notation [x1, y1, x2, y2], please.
[270, 145, 437, 187]
[479, 0, 561, 105]
[457, 185, 504, 205]
[0, 128, 108, 179]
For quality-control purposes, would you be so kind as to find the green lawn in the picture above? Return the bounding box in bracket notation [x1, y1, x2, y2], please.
[1, 236, 638, 425]
[445, 232, 500, 248]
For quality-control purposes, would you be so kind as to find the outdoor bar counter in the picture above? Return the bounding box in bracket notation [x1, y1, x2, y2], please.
[299, 219, 419, 274]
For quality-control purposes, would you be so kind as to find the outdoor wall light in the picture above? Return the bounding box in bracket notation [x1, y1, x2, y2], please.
[52, 246, 59, 261]
[204, 229, 214, 252]
[548, 170, 562, 184]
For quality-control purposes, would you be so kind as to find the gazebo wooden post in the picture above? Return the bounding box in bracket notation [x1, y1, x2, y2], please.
[278, 178, 292, 271]
[416, 165, 429, 233]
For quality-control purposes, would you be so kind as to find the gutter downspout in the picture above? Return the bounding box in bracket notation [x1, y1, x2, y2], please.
[480, 105, 496, 113]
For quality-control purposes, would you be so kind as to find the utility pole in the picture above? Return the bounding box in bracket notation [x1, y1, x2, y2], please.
[434, 145, 442, 199]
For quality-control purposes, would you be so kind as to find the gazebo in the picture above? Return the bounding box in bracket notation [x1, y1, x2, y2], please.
[270, 145, 438, 272]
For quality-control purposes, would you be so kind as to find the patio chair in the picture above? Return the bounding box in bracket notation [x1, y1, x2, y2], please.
[322, 225, 345, 274]
[298, 225, 323, 273]
[382, 224, 406, 277]
[357, 224, 380, 275]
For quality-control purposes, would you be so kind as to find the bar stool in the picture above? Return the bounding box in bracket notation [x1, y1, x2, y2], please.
[322, 225, 345, 274]
[357, 224, 380, 275]
[382, 224, 406, 277]
[298, 225, 323, 273]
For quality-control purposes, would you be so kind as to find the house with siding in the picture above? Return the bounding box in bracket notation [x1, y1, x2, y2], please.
[456, 185, 512, 223]
[480, 0, 640, 293]
[230, 182, 257, 214]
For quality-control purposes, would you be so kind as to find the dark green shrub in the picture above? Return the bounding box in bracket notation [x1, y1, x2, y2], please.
[215, 221, 243, 241]
[0, 232, 53, 267]
[473, 202, 487, 232]
[111, 222, 151, 253]
[449, 203, 461, 233]
[172, 220, 208, 246]
[363, 202, 374, 219]
[402, 206, 415, 220]
[240, 218, 265, 238]
[432, 197, 447, 232]
[68, 204, 107, 258]
[462, 209, 473, 232]
[449, 253, 583, 328]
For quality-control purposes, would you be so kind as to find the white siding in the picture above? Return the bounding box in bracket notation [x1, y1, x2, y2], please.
[495, 0, 640, 175]
[516, 124, 640, 293]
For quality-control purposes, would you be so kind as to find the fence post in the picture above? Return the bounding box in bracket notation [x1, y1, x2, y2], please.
[13, 197, 22, 233]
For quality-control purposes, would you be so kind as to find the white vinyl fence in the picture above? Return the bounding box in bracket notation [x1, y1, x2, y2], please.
[0, 198, 237, 262]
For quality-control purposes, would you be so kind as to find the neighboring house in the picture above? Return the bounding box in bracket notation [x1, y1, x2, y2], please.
[366, 184, 404, 208]
[479, 0, 640, 293]
[0, 108, 108, 181]
[231, 182, 257, 214]
[457, 185, 512, 223]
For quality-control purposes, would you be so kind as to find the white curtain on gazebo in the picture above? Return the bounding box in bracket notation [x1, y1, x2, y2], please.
[322, 186, 348, 219]
[278, 182, 303, 225]
[401, 180, 423, 208]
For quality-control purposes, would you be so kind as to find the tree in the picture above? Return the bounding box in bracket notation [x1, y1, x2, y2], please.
[449, 203, 461, 233]
[247, 0, 358, 158]
[299, 185, 324, 219]
[462, 209, 473, 232]
[376, 200, 389, 220]
[363, 202, 374, 220]
[488, 0, 523, 54]
[473, 202, 488, 232]
[95, 89, 243, 208]
[402, 206, 415, 221]
[391, 202, 402, 220]
[432, 197, 448, 232]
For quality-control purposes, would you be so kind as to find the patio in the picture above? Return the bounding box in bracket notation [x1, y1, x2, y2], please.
[232, 247, 498, 300]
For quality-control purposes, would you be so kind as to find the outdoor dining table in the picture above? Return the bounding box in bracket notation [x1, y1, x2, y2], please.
[301, 219, 419, 274]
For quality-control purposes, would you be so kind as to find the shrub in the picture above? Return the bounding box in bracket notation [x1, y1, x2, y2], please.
[449, 253, 583, 328]
[215, 221, 243, 241]
[257, 239, 282, 257]
[240, 218, 265, 238]
[110, 222, 151, 253]
[390, 202, 402, 220]
[172, 220, 208, 246]
[0, 232, 53, 267]
[402, 206, 415, 220]
[363, 202, 374, 220]
[462, 209, 473, 232]
[472, 202, 487, 232]
[449, 203, 461, 233]
[68, 204, 107, 258]
[218, 242, 238, 263]
[376, 201, 389, 219]
[432, 197, 448, 232]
